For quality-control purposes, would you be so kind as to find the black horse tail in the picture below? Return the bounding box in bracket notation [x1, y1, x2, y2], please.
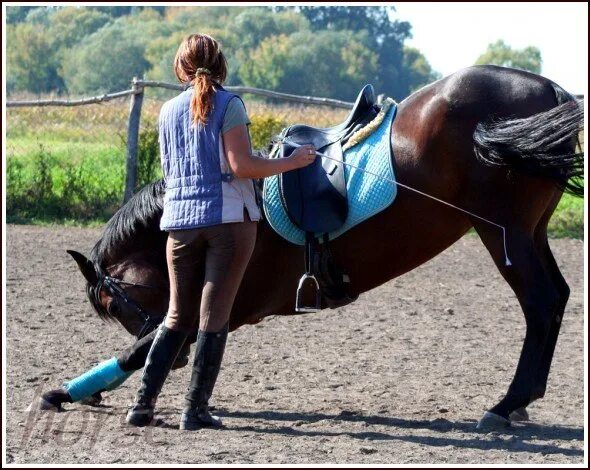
[473, 85, 584, 197]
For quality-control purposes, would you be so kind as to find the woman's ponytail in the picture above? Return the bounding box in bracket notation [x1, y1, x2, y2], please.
[191, 68, 214, 126]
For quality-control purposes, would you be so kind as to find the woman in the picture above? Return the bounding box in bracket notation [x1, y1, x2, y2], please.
[126, 34, 316, 429]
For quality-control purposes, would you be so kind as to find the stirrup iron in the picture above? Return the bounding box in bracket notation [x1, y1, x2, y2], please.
[295, 272, 321, 312]
[295, 233, 321, 312]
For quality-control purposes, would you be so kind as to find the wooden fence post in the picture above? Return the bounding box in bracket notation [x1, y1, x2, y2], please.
[123, 77, 144, 203]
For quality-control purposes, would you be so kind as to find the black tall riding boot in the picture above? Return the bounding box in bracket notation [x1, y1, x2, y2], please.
[126, 325, 187, 427]
[180, 324, 229, 431]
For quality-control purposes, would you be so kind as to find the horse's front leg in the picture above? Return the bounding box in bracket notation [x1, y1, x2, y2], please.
[28, 354, 135, 412]
[28, 329, 194, 411]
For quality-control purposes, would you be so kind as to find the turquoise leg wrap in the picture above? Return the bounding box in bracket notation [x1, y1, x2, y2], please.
[104, 369, 134, 391]
[64, 358, 133, 402]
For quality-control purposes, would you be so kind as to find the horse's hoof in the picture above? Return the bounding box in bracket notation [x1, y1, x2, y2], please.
[476, 411, 511, 431]
[26, 396, 60, 412]
[79, 392, 103, 407]
[509, 407, 529, 422]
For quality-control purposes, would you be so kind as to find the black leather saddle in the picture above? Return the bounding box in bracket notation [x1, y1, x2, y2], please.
[272, 85, 378, 312]
[278, 84, 377, 233]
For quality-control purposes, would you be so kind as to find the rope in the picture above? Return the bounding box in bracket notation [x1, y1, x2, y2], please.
[281, 139, 512, 267]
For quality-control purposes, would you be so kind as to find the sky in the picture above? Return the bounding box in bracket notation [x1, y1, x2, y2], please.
[393, 2, 588, 94]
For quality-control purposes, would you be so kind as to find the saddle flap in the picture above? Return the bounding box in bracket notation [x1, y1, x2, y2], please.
[279, 141, 348, 234]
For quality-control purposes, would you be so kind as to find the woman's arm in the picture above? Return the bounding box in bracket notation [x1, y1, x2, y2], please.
[223, 124, 316, 179]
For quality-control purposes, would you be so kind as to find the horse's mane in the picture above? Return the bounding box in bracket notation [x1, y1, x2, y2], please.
[90, 179, 166, 268]
[83, 180, 165, 322]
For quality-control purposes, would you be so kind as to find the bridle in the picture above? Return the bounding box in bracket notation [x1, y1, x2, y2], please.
[93, 270, 166, 339]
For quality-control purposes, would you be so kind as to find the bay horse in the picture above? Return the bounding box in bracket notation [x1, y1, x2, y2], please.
[46, 66, 583, 429]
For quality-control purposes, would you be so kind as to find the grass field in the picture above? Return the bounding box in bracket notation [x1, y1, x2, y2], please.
[5, 98, 584, 237]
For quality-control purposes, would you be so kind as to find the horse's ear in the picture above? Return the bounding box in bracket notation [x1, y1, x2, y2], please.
[66, 250, 98, 285]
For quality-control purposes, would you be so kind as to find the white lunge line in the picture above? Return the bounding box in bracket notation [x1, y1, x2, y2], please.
[282, 139, 512, 267]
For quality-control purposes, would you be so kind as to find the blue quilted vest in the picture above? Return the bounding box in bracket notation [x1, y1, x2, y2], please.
[159, 86, 239, 231]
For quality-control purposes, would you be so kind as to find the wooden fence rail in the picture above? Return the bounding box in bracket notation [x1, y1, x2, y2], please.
[6, 81, 355, 109]
[135, 80, 355, 109]
[6, 89, 137, 107]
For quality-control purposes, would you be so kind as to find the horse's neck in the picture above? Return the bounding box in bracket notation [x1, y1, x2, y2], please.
[106, 249, 167, 279]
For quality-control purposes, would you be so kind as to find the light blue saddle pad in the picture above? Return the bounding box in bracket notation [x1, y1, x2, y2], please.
[262, 104, 398, 245]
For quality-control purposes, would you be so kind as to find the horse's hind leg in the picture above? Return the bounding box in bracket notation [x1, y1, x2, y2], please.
[531, 196, 570, 404]
[470, 220, 561, 429]
[504, 196, 570, 422]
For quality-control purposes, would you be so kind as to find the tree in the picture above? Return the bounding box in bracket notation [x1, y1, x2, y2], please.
[60, 10, 174, 94]
[24, 6, 58, 25]
[296, 5, 408, 46]
[274, 6, 421, 99]
[48, 7, 111, 50]
[88, 6, 162, 17]
[145, 28, 237, 85]
[166, 5, 244, 27]
[238, 34, 291, 91]
[6, 6, 38, 24]
[229, 8, 310, 86]
[232, 7, 309, 51]
[47, 8, 112, 89]
[239, 30, 379, 100]
[6, 23, 63, 94]
[475, 40, 542, 73]
[61, 22, 151, 94]
[162, 6, 247, 85]
[398, 47, 441, 94]
[146, 31, 197, 84]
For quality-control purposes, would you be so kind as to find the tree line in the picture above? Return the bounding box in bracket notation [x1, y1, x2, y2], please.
[6, 5, 542, 101]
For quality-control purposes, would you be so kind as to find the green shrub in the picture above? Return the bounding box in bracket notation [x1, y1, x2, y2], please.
[6, 144, 124, 223]
[249, 114, 287, 151]
[136, 124, 162, 189]
[32, 146, 55, 200]
[548, 193, 584, 238]
[5, 127, 166, 223]
[6, 157, 25, 209]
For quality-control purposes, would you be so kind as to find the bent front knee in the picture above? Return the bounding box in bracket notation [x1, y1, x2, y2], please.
[164, 314, 197, 334]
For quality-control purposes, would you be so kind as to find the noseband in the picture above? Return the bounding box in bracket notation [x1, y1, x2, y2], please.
[93, 271, 166, 339]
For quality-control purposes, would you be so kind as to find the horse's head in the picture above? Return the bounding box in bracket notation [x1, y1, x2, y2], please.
[67, 250, 169, 338]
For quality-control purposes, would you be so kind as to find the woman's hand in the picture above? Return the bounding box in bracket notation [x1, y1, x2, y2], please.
[289, 144, 317, 169]
[223, 125, 317, 178]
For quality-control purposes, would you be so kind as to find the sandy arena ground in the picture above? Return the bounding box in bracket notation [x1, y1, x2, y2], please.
[4, 225, 586, 464]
